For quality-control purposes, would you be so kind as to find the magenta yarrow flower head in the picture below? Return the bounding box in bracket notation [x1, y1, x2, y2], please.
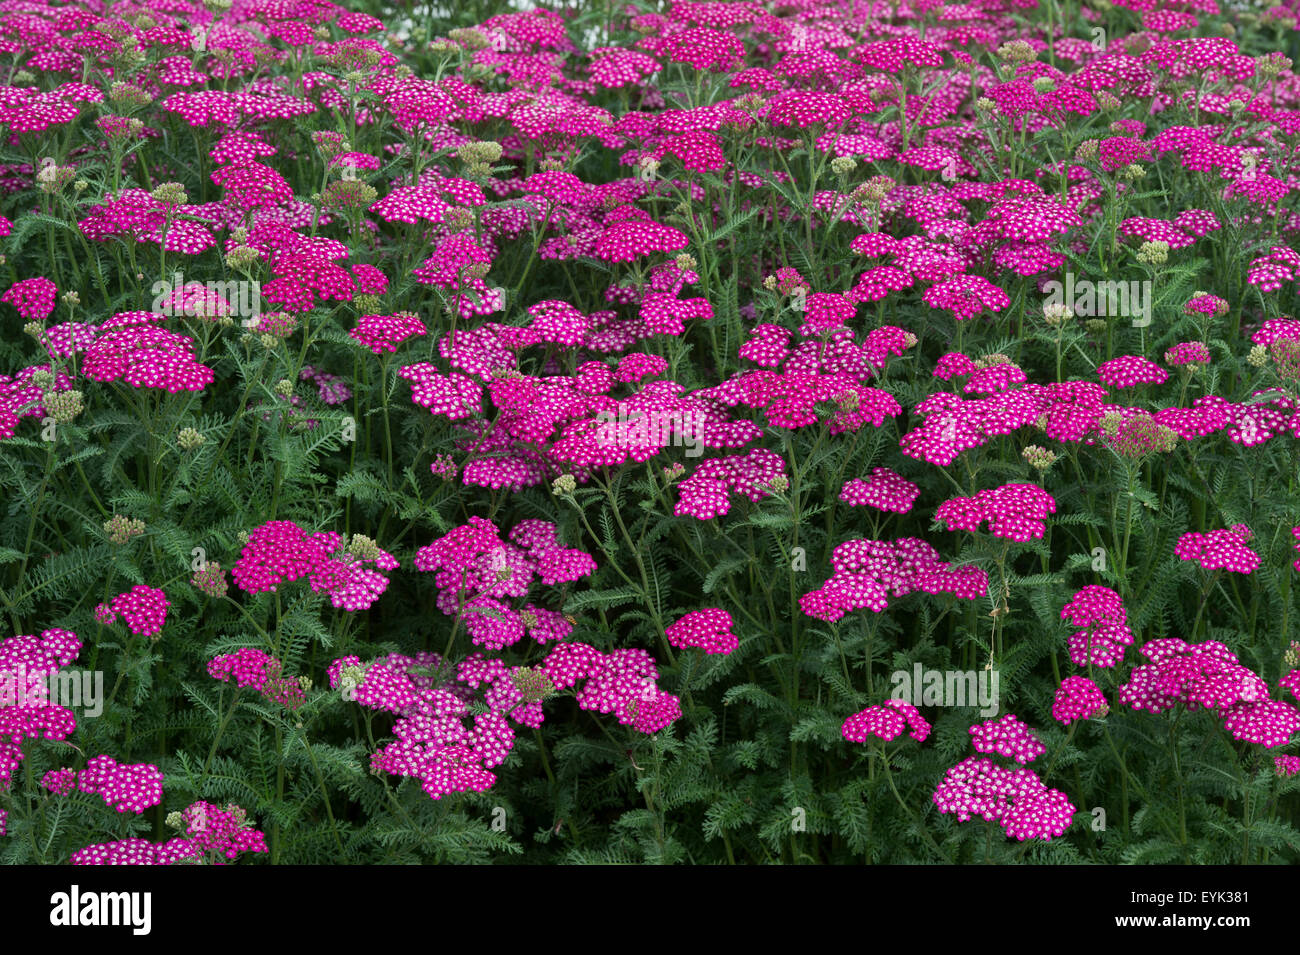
[2, 277, 58, 321]
[350, 311, 426, 354]
[211, 161, 294, 209]
[41, 768, 76, 795]
[1281, 669, 1300, 700]
[1119, 639, 1297, 745]
[935, 483, 1056, 542]
[400, 363, 483, 421]
[593, 212, 690, 263]
[299, 368, 350, 405]
[98, 585, 170, 639]
[333, 650, 519, 799]
[231, 521, 398, 611]
[850, 266, 913, 303]
[965, 360, 1027, 395]
[1175, 528, 1260, 574]
[0, 363, 65, 436]
[412, 517, 593, 648]
[767, 90, 851, 129]
[800, 536, 988, 622]
[48, 755, 165, 814]
[0, 627, 82, 787]
[334, 641, 679, 801]
[71, 838, 198, 866]
[1053, 677, 1108, 723]
[1097, 354, 1169, 388]
[842, 699, 931, 744]
[969, 714, 1046, 764]
[208, 648, 305, 710]
[1165, 341, 1211, 367]
[179, 802, 270, 861]
[81, 324, 216, 393]
[839, 468, 920, 513]
[1221, 700, 1300, 748]
[665, 608, 738, 655]
[1060, 585, 1133, 668]
[673, 448, 787, 520]
[798, 291, 856, 336]
[663, 27, 745, 71]
[73, 803, 268, 864]
[1288, 527, 1300, 573]
[542, 642, 681, 734]
[1247, 247, 1300, 292]
[932, 756, 1076, 841]
[1184, 293, 1228, 317]
[1276, 755, 1300, 777]
[922, 274, 1010, 320]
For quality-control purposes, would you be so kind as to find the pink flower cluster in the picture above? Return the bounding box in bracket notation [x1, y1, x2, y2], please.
[2, 277, 57, 321]
[332, 639, 679, 801]
[350, 311, 427, 354]
[1175, 528, 1260, 574]
[1165, 341, 1211, 367]
[673, 449, 788, 520]
[42, 755, 163, 814]
[969, 714, 1046, 764]
[331, 650, 515, 800]
[181, 801, 270, 860]
[1060, 586, 1133, 668]
[80, 323, 216, 393]
[665, 608, 738, 655]
[71, 801, 267, 865]
[1282, 669, 1300, 701]
[208, 648, 304, 710]
[1097, 355, 1169, 389]
[0, 628, 82, 788]
[413, 517, 594, 650]
[1120, 639, 1300, 747]
[95, 585, 170, 639]
[934, 712, 1076, 842]
[300, 366, 352, 405]
[71, 837, 204, 866]
[839, 468, 920, 514]
[842, 699, 931, 743]
[800, 537, 988, 622]
[1052, 677, 1108, 724]
[230, 521, 398, 611]
[542, 642, 681, 734]
[935, 484, 1056, 542]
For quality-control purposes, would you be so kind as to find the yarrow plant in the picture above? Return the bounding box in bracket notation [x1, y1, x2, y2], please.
[0, 0, 1295, 871]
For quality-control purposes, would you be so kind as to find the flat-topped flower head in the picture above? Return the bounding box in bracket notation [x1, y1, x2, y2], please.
[936, 484, 1056, 542]
[842, 699, 931, 743]
[1097, 354, 1169, 388]
[932, 756, 1075, 841]
[105, 585, 170, 639]
[839, 468, 920, 513]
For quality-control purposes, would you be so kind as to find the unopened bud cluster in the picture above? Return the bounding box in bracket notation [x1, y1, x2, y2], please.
[104, 514, 146, 545]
